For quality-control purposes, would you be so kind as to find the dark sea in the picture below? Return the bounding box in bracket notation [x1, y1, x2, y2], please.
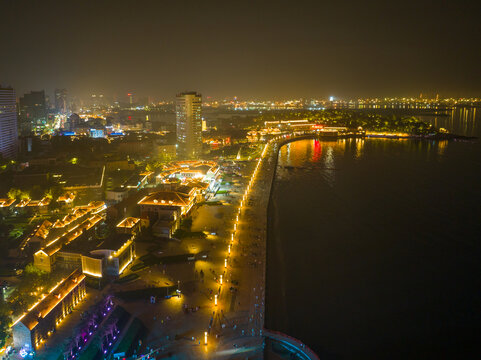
[265, 108, 481, 359]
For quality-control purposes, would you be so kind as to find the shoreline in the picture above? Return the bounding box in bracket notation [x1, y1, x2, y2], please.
[259, 134, 481, 358]
[260, 136, 321, 359]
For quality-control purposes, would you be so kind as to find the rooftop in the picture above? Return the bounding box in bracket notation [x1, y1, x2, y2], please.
[117, 217, 140, 228]
[32, 220, 53, 240]
[138, 191, 191, 207]
[13, 269, 85, 331]
[42, 214, 103, 256]
[185, 180, 210, 190]
[176, 185, 196, 196]
[61, 232, 132, 255]
[0, 198, 15, 207]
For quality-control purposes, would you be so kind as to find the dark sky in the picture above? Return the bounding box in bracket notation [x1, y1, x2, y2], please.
[1, 0, 480, 100]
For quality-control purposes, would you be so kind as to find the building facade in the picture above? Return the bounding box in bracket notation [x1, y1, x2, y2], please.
[0, 87, 18, 159]
[176, 91, 202, 159]
[18, 90, 47, 135]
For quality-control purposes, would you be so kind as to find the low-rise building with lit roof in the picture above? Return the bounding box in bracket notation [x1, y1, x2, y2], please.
[32, 202, 106, 272]
[138, 190, 198, 237]
[0, 198, 15, 208]
[116, 217, 141, 235]
[138, 190, 195, 218]
[12, 269, 86, 351]
[156, 160, 221, 192]
[61, 232, 136, 278]
[34, 214, 104, 272]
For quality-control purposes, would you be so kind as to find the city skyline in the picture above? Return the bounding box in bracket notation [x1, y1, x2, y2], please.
[1, 1, 480, 358]
[1, 1, 481, 100]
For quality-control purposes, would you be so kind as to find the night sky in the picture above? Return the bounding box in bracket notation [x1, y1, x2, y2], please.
[2, 0, 480, 100]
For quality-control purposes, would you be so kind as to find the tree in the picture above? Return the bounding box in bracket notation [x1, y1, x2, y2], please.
[0, 302, 11, 348]
[7, 188, 22, 200]
[24, 263, 47, 277]
[8, 263, 52, 316]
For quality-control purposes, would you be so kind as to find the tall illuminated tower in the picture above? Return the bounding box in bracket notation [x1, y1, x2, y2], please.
[0, 87, 18, 159]
[175, 91, 202, 158]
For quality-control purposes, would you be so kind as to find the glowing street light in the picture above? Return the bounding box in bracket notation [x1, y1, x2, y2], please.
[214, 294, 218, 306]
[224, 258, 227, 268]
[204, 331, 208, 345]
[228, 245, 231, 254]
[220, 275, 223, 285]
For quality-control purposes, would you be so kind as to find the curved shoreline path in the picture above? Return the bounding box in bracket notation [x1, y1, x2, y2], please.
[139, 134, 319, 359]
[210, 134, 319, 359]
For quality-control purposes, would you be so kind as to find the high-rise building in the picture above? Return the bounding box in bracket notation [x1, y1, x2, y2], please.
[176, 91, 202, 158]
[65, 113, 81, 132]
[0, 87, 18, 159]
[54, 88, 67, 114]
[18, 90, 47, 134]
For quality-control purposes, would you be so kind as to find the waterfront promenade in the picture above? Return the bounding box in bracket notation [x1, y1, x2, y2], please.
[64, 143, 275, 360]
[28, 134, 317, 360]
[119, 135, 318, 359]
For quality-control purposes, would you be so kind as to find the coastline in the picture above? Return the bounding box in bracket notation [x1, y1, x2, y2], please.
[261, 136, 321, 359]
[260, 134, 481, 358]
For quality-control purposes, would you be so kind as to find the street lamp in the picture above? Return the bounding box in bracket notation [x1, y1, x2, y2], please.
[204, 331, 208, 345]
[228, 245, 231, 254]
[220, 275, 223, 285]
[214, 294, 218, 306]
[224, 259, 227, 268]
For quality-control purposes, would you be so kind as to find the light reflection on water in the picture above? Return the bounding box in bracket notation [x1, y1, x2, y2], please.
[420, 107, 480, 137]
[266, 135, 481, 359]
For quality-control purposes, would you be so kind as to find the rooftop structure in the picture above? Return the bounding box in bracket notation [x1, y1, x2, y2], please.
[138, 190, 196, 237]
[157, 160, 221, 192]
[33, 202, 106, 272]
[61, 232, 136, 278]
[138, 191, 193, 210]
[12, 269, 86, 351]
[0, 198, 16, 207]
[57, 192, 76, 204]
[123, 171, 152, 189]
[116, 217, 140, 229]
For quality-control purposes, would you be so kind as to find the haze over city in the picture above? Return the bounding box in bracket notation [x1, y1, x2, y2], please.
[1, 1, 480, 359]
[2, 0, 481, 100]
